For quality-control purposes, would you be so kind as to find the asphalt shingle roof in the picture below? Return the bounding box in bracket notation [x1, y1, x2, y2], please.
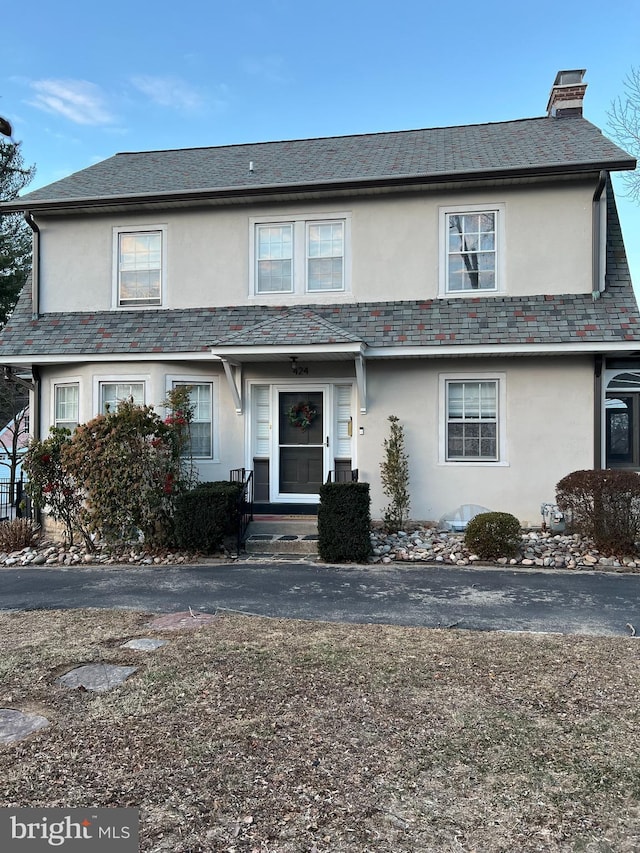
[8, 116, 634, 208]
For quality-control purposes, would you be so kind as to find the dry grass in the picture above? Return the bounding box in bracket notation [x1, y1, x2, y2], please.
[1, 609, 639, 852]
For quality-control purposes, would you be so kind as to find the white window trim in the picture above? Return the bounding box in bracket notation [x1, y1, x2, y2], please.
[165, 375, 220, 463]
[51, 378, 82, 431]
[438, 203, 506, 297]
[438, 372, 508, 466]
[249, 212, 351, 299]
[93, 374, 150, 417]
[112, 224, 168, 309]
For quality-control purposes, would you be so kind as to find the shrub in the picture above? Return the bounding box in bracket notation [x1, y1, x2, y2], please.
[464, 511, 522, 560]
[0, 518, 39, 550]
[174, 481, 243, 553]
[318, 482, 372, 563]
[380, 415, 410, 533]
[23, 427, 91, 547]
[556, 469, 640, 555]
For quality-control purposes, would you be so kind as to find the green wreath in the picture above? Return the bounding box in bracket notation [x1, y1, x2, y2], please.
[288, 401, 318, 431]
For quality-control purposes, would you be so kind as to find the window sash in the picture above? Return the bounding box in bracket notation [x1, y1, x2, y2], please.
[100, 382, 144, 414]
[307, 221, 344, 291]
[55, 384, 79, 431]
[446, 380, 498, 460]
[446, 211, 497, 292]
[256, 224, 293, 293]
[173, 382, 213, 459]
[118, 231, 162, 305]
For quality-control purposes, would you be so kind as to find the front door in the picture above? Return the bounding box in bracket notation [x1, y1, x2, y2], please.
[276, 390, 325, 498]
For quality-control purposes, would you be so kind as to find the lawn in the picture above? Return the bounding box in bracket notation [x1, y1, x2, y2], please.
[1, 608, 639, 852]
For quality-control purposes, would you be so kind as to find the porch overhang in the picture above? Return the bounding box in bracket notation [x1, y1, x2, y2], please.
[212, 342, 368, 415]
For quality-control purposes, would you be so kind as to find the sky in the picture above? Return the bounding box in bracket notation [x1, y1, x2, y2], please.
[2, 0, 639, 292]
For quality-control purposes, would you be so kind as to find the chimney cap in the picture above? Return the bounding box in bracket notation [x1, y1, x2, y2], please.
[552, 69, 586, 87]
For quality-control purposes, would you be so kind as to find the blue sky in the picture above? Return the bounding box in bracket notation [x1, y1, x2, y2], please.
[3, 0, 639, 291]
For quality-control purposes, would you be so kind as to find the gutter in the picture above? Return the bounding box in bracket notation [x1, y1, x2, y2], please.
[24, 212, 40, 319]
[592, 171, 607, 300]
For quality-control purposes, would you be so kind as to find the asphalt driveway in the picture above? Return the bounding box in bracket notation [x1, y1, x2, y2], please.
[1, 560, 639, 636]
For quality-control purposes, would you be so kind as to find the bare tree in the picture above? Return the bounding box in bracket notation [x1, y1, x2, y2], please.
[0, 380, 29, 505]
[608, 67, 640, 202]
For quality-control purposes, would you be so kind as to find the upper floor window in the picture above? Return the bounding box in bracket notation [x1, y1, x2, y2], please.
[54, 383, 79, 431]
[440, 205, 504, 296]
[113, 226, 166, 307]
[251, 213, 349, 297]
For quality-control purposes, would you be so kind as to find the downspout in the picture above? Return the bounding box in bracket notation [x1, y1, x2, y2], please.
[591, 171, 607, 300]
[30, 365, 41, 525]
[24, 211, 40, 319]
[594, 355, 603, 470]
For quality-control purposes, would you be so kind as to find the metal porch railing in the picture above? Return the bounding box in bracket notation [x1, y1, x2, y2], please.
[230, 468, 254, 554]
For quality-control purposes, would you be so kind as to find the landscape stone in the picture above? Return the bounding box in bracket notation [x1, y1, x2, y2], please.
[0, 708, 49, 743]
[57, 664, 138, 692]
[121, 638, 168, 651]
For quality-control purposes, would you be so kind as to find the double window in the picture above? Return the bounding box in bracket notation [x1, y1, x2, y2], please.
[440, 205, 504, 295]
[252, 214, 349, 296]
[113, 226, 166, 307]
[441, 375, 505, 464]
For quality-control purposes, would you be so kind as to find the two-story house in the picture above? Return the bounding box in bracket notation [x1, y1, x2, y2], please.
[0, 69, 638, 527]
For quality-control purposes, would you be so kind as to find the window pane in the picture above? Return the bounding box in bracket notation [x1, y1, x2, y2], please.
[173, 382, 213, 458]
[55, 384, 79, 430]
[257, 225, 293, 293]
[101, 382, 144, 413]
[307, 221, 344, 291]
[118, 232, 162, 305]
[447, 380, 498, 460]
[447, 211, 497, 292]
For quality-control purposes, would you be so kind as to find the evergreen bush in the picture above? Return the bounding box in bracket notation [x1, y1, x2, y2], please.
[174, 481, 243, 553]
[556, 469, 640, 555]
[379, 415, 410, 532]
[318, 482, 372, 563]
[464, 511, 522, 559]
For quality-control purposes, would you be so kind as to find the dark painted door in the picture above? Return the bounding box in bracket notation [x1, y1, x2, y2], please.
[278, 391, 324, 494]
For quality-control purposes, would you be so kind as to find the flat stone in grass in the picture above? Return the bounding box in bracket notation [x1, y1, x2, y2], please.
[57, 664, 138, 692]
[0, 709, 50, 744]
[120, 638, 168, 651]
[148, 611, 218, 632]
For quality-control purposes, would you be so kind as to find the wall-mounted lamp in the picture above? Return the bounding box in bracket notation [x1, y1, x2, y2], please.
[290, 356, 297, 374]
[359, 426, 365, 436]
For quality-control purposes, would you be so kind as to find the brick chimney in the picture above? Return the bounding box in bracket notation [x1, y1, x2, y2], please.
[546, 69, 587, 117]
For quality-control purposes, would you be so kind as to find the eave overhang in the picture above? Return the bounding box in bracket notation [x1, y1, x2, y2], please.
[1, 159, 634, 217]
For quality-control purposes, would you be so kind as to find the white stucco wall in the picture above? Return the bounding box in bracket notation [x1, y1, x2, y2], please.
[38, 354, 595, 527]
[36, 179, 595, 313]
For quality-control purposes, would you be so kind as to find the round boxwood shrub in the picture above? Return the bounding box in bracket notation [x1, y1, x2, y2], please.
[464, 511, 522, 560]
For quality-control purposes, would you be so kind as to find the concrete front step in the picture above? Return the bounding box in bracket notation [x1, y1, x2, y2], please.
[244, 516, 319, 555]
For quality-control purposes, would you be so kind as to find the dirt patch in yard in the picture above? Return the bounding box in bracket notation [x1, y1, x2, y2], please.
[0, 608, 639, 852]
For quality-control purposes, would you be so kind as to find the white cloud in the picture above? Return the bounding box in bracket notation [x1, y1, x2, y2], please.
[129, 75, 206, 111]
[28, 79, 115, 126]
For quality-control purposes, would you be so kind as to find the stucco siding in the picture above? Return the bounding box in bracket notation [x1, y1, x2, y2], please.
[36, 181, 594, 314]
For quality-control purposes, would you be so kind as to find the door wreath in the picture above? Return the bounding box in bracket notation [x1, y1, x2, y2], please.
[288, 401, 318, 431]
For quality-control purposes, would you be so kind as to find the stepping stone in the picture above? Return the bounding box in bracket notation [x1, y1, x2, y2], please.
[148, 611, 218, 632]
[0, 708, 49, 743]
[57, 664, 138, 692]
[120, 638, 168, 651]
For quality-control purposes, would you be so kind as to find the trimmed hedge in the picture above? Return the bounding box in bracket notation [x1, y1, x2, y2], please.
[174, 481, 243, 553]
[464, 511, 522, 560]
[318, 481, 372, 563]
[556, 469, 640, 555]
